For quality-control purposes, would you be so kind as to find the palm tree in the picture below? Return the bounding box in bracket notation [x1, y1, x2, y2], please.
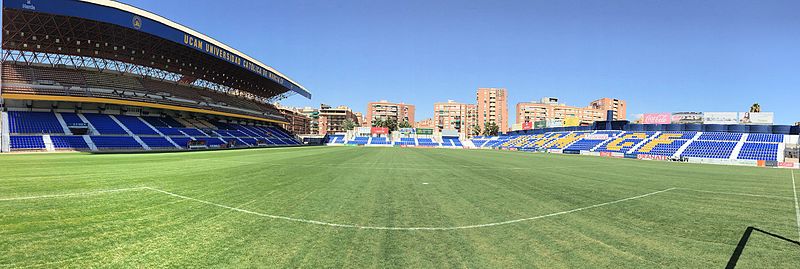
[398, 121, 412, 129]
[749, 103, 761, 113]
[342, 118, 357, 131]
[470, 125, 482, 136]
[482, 122, 499, 136]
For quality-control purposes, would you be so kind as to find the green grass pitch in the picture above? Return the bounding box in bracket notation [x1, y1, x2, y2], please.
[1, 147, 798, 268]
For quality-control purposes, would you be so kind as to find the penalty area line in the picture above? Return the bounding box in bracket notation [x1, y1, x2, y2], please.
[0, 186, 676, 231]
[146, 187, 677, 231]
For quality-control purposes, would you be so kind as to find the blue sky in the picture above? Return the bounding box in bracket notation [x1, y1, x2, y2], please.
[124, 0, 799, 124]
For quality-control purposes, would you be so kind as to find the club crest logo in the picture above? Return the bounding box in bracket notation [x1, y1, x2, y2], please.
[132, 16, 142, 30]
[22, 0, 36, 10]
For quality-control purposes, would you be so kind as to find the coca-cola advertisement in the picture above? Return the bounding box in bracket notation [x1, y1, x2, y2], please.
[641, 113, 671, 124]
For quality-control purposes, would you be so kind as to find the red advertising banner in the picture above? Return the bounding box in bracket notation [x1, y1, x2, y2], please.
[778, 162, 796, 168]
[522, 122, 533, 130]
[642, 113, 671, 124]
[371, 127, 389, 135]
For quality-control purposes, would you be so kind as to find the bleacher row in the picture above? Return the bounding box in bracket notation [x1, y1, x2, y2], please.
[471, 131, 787, 161]
[5, 111, 301, 151]
[326, 135, 465, 147]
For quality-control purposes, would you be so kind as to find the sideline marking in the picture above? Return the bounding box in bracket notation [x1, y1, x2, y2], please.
[676, 188, 794, 200]
[792, 170, 800, 241]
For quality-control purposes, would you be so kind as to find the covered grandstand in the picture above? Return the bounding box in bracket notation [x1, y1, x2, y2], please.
[1, 0, 310, 152]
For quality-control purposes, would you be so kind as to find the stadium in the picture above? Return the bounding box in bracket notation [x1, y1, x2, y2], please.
[1, 0, 799, 268]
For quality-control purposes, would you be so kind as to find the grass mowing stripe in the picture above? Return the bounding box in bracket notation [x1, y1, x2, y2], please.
[0, 187, 148, 201]
[676, 188, 795, 200]
[3, 186, 674, 231]
[1, 186, 673, 231]
[2, 147, 798, 267]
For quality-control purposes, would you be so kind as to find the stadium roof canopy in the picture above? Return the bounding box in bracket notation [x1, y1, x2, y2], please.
[1, 0, 311, 100]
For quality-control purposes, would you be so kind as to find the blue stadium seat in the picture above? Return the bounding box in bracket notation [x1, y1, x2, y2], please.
[369, 137, 390, 145]
[737, 143, 779, 161]
[90, 136, 142, 149]
[471, 139, 487, 147]
[697, 132, 742, 141]
[115, 115, 158, 135]
[83, 114, 127, 135]
[564, 139, 606, 151]
[417, 138, 440, 147]
[395, 137, 416, 146]
[59, 113, 86, 126]
[50, 136, 90, 149]
[10, 135, 46, 149]
[347, 137, 370, 145]
[442, 137, 462, 147]
[240, 138, 258, 145]
[197, 137, 225, 146]
[140, 137, 176, 148]
[746, 134, 784, 143]
[170, 137, 194, 148]
[327, 135, 345, 144]
[680, 141, 737, 159]
[180, 128, 207, 137]
[8, 112, 64, 134]
[157, 127, 185, 136]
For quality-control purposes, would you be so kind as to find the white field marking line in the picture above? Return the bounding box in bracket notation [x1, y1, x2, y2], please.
[675, 188, 795, 200]
[145, 187, 676, 231]
[0, 187, 149, 202]
[1, 186, 790, 231]
[791, 170, 800, 241]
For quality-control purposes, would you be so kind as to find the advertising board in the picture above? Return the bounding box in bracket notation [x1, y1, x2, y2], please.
[637, 154, 670, 161]
[703, 112, 738, 124]
[441, 129, 460, 137]
[399, 128, 415, 134]
[641, 113, 671, 124]
[585, 134, 609, 140]
[371, 127, 389, 135]
[522, 122, 533, 130]
[416, 128, 433, 135]
[356, 127, 371, 134]
[564, 117, 580, 127]
[548, 119, 563, 128]
[671, 112, 704, 124]
[738, 112, 774, 125]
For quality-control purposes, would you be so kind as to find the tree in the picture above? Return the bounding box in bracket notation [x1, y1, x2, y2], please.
[398, 120, 412, 129]
[749, 103, 761, 113]
[371, 118, 399, 131]
[384, 118, 399, 131]
[371, 118, 384, 128]
[482, 122, 499, 136]
[470, 124, 482, 136]
[342, 118, 357, 131]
